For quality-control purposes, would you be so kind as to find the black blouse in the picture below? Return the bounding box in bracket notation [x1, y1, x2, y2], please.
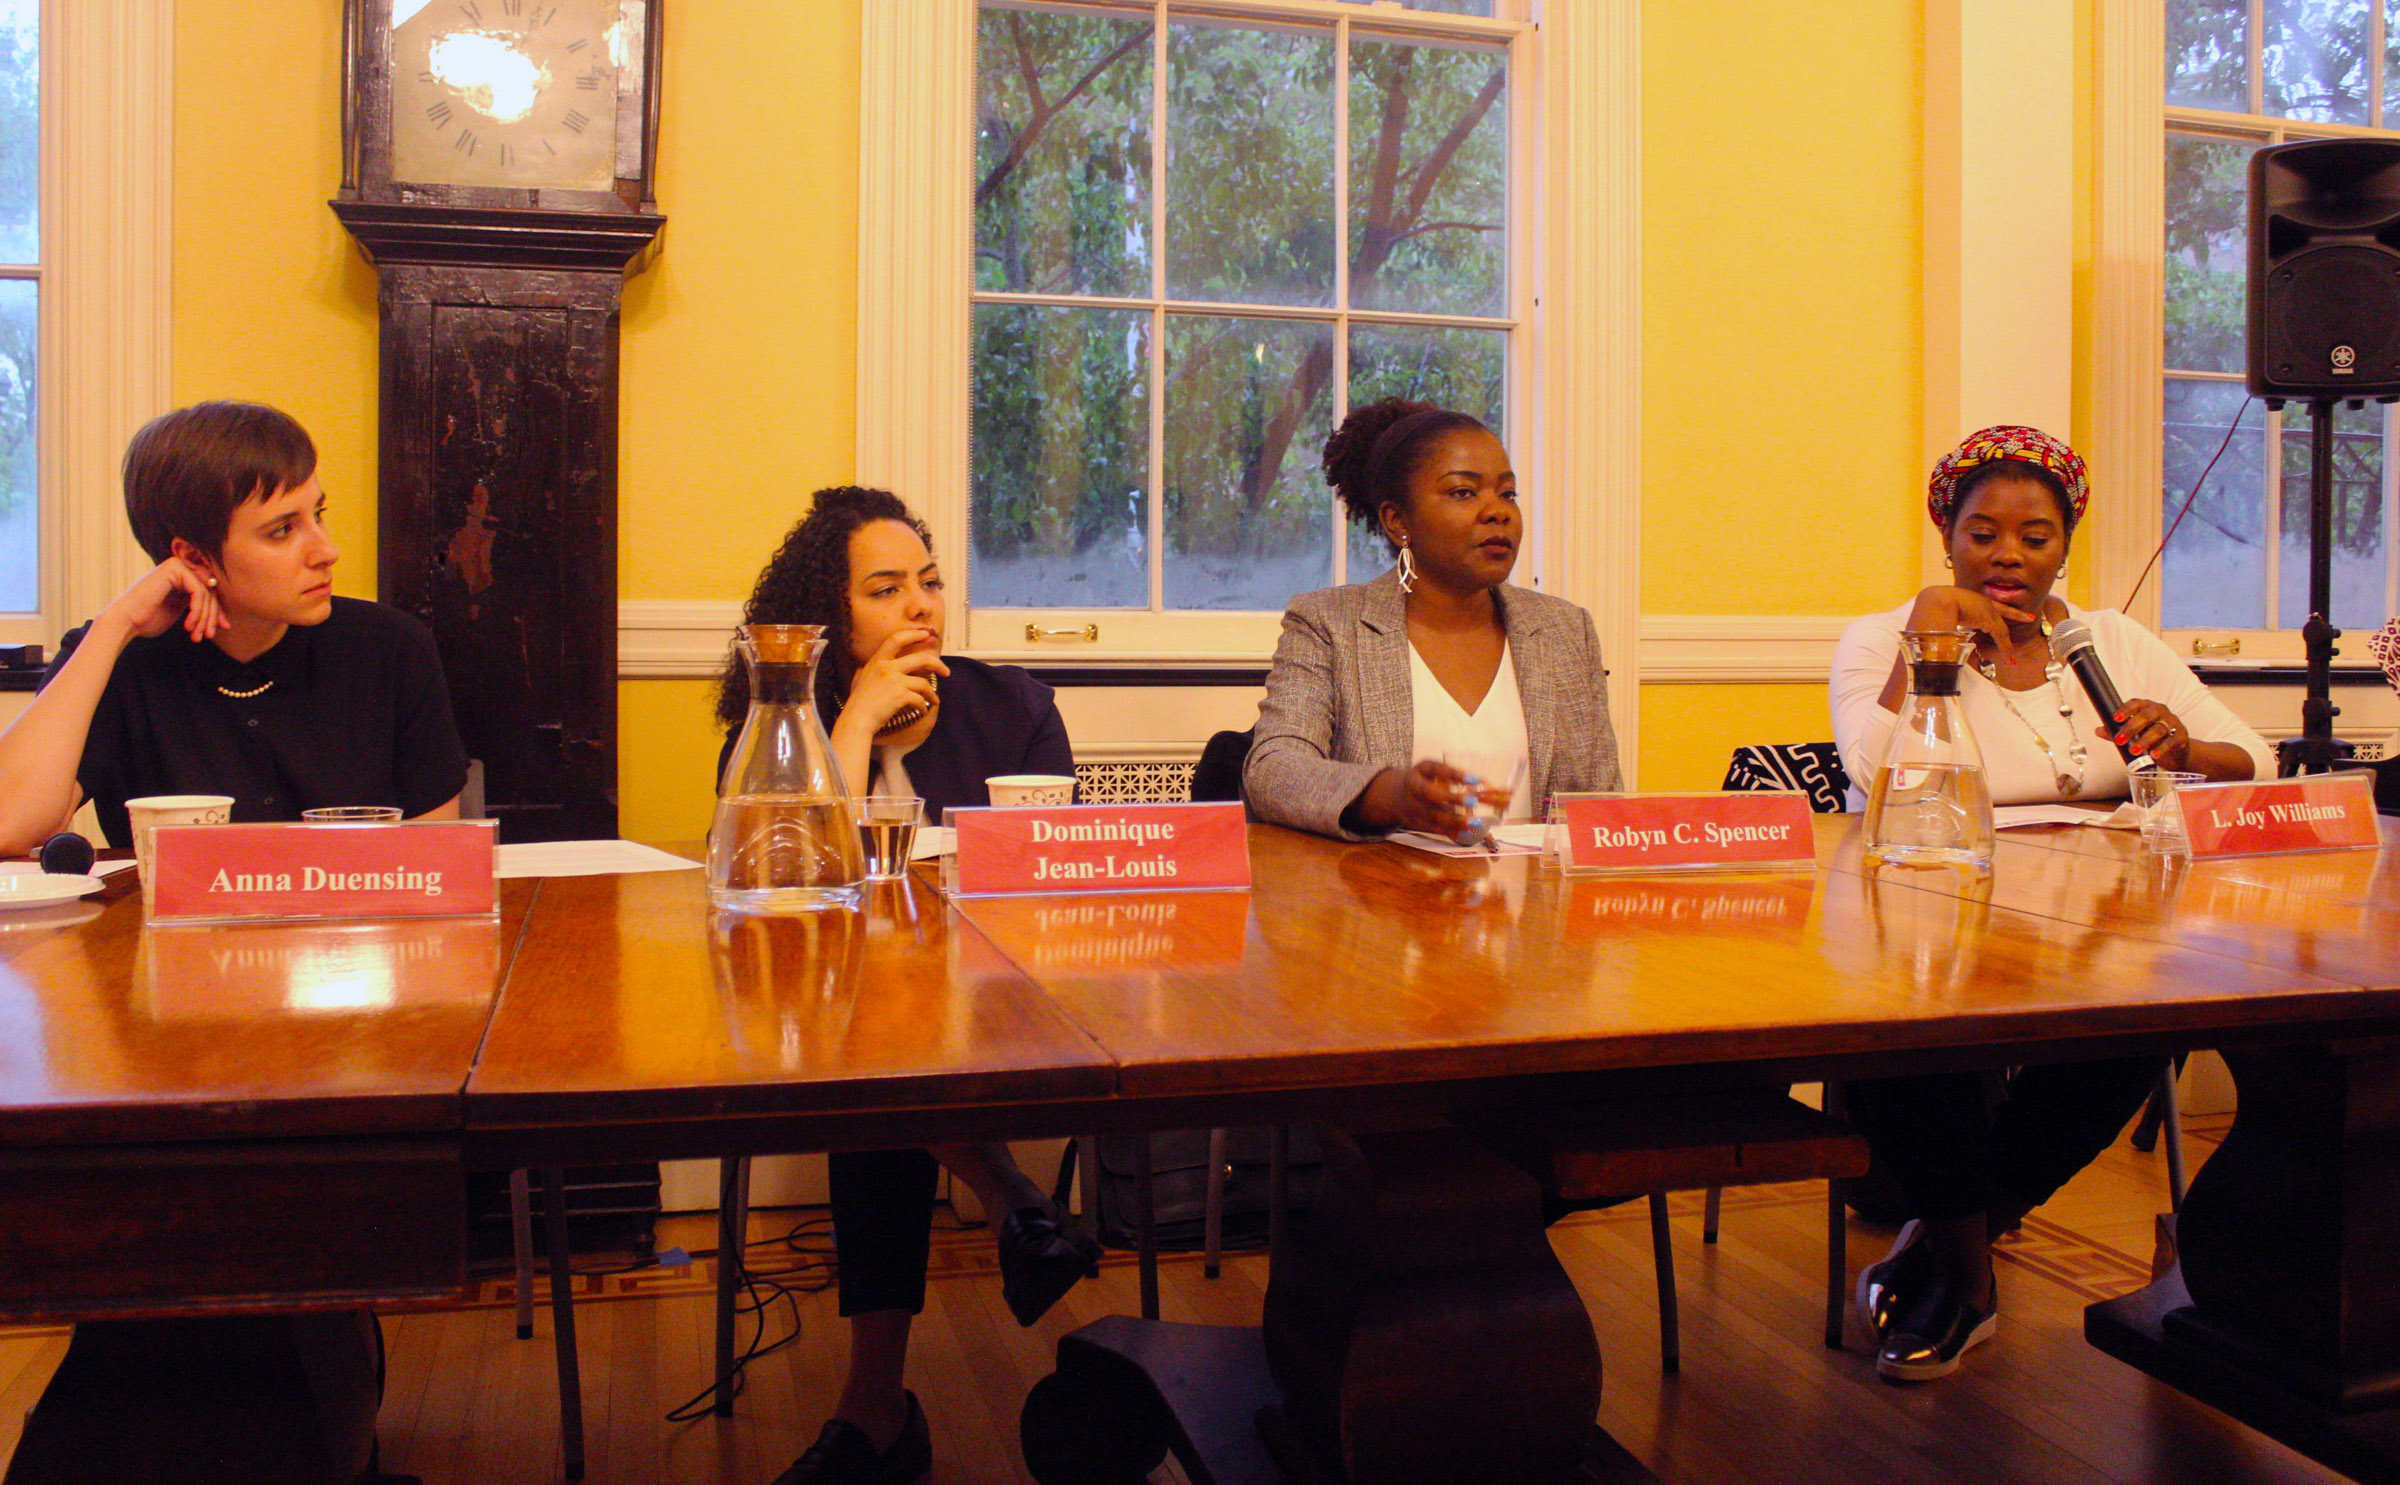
[45, 597, 469, 846]
[714, 654, 1073, 820]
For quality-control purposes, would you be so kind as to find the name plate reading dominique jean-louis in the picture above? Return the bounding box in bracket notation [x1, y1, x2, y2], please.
[945, 802, 1250, 898]
[1553, 792, 1818, 876]
[148, 820, 499, 922]
[2174, 772, 2382, 860]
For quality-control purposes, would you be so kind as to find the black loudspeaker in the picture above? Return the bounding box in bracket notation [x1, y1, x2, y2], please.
[2249, 137, 2400, 402]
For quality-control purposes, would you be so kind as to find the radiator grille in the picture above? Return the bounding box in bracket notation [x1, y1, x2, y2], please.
[1074, 760, 1198, 803]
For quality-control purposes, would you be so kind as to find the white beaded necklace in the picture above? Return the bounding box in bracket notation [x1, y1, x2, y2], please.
[1974, 628, 2089, 798]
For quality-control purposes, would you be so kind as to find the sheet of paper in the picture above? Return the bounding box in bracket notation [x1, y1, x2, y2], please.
[493, 840, 702, 879]
[910, 826, 956, 862]
[1389, 829, 1543, 859]
[1993, 803, 2140, 830]
[93, 859, 139, 877]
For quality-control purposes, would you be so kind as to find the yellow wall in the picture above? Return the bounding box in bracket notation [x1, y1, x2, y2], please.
[168, 0, 1955, 813]
[1639, 0, 1926, 621]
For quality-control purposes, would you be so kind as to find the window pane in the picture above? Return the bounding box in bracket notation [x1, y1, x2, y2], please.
[1349, 37, 1506, 317]
[1167, 21, 1335, 307]
[2164, 133, 2251, 375]
[2162, 378, 2268, 628]
[2265, 0, 2370, 124]
[975, 5, 1151, 298]
[972, 303, 1151, 609]
[1346, 324, 1505, 577]
[1341, 0, 1496, 13]
[0, 278, 29, 613]
[1163, 315, 1334, 608]
[2169, 0, 2251, 111]
[0, 1, 32, 267]
[2276, 402, 2388, 629]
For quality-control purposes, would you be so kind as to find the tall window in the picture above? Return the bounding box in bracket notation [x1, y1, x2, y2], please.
[0, 0, 35, 618]
[970, 0, 1517, 630]
[2163, 1, 2398, 636]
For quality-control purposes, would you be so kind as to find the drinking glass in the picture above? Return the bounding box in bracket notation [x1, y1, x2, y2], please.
[2130, 770, 2206, 855]
[857, 795, 924, 881]
[301, 807, 402, 824]
[1440, 751, 1528, 841]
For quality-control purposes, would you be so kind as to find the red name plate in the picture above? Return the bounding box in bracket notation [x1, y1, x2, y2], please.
[947, 802, 1250, 897]
[2174, 772, 2381, 859]
[1555, 792, 1817, 875]
[149, 820, 498, 922]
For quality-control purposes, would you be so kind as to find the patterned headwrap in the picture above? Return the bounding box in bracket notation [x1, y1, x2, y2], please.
[1926, 425, 2090, 531]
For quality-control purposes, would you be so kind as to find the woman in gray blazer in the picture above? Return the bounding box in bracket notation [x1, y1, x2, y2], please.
[1244, 399, 1621, 840]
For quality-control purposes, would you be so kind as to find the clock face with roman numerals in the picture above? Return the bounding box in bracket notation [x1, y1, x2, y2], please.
[388, 0, 622, 192]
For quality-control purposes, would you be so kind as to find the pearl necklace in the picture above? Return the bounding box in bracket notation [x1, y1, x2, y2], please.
[215, 677, 274, 699]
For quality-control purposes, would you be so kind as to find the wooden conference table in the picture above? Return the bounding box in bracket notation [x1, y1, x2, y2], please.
[0, 820, 2396, 1482]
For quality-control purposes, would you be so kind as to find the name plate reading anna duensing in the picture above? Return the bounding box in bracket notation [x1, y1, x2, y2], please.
[1553, 792, 1818, 876]
[148, 820, 499, 922]
[944, 802, 1251, 898]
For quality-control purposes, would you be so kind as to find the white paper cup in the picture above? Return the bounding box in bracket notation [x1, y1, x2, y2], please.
[125, 795, 234, 907]
[985, 774, 1076, 807]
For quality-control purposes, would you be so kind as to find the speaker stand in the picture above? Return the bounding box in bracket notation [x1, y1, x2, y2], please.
[2274, 397, 2359, 777]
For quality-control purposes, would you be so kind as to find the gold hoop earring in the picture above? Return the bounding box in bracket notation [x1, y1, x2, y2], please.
[1397, 540, 1416, 594]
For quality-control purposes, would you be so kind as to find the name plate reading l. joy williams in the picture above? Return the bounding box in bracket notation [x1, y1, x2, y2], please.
[2174, 772, 2381, 860]
[1553, 792, 1817, 876]
[944, 801, 1250, 898]
[148, 820, 499, 922]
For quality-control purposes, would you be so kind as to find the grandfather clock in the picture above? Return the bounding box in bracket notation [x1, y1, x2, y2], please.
[334, 0, 664, 842]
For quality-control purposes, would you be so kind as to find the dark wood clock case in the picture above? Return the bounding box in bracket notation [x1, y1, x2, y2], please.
[333, 2, 664, 843]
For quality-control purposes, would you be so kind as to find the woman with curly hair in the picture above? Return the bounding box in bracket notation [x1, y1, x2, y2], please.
[1242, 398, 1621, 839]
[718, 487, 1098, 1485]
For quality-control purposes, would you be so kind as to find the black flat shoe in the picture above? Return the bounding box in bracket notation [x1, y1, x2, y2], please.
[1855, 1218, 1930, 1338]
[1875, 1271, 1997, 1382]
[770, 1391, 932, 1485]
[999, 1204, 1103, 1327]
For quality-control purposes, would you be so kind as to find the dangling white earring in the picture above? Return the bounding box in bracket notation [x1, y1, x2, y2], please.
[1397, 541, 1416, 594]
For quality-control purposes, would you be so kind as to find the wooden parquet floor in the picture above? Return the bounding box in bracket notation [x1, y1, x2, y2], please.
[0, 1116, 2355, 1484]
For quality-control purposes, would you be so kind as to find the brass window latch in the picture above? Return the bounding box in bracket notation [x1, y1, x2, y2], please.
[2191, 637, 2241, 658]
[1025, 623, 1100, 643]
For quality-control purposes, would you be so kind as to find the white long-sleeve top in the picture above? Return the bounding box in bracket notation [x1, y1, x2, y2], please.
[1831, 600, 2274, 810]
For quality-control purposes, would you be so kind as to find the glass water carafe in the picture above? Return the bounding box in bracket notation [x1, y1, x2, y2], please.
[709, 624, 866, 912]
[1863, 628, 1995, 868]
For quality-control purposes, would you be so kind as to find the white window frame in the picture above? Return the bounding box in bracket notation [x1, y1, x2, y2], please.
[0, 0, 169, 651]
[2093, 0, 2399, 663]
[856, 0, 1641, 766]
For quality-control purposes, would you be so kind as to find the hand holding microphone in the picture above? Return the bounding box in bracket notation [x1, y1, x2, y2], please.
[2047, 617, 2191, 772]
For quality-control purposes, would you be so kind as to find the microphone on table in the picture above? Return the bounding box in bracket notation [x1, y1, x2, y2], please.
[2046, 616, 2151, 770]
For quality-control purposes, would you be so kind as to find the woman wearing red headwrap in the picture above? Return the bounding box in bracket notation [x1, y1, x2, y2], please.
[1828, 427, 2269, 1385]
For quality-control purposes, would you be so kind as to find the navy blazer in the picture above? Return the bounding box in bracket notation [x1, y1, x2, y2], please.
[715, 654, 1073, 818]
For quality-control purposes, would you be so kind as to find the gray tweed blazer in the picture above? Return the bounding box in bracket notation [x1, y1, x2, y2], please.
[1242, 569, 1622, 840]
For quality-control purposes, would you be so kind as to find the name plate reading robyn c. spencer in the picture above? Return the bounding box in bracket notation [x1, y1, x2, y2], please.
[1554, 792, 1818, 876]
[945, 801, 1251, 898]
[2173, 771, 2382, 860]
[148, 820, 499, 922]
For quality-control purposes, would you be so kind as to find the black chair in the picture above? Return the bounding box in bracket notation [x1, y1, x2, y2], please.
[1189, 727, 1254, 804]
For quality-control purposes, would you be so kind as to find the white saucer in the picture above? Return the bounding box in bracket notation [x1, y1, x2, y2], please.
[0, 873, 106, 910]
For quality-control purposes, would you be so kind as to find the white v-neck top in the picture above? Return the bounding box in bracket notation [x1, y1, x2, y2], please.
[1408, 639, 1533, 820]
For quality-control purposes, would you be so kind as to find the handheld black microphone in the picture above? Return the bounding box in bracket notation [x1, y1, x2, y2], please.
[2046, 616, 2147, 768]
